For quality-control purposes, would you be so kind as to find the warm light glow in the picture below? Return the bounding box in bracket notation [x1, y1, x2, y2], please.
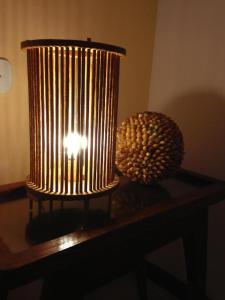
[23, 40, 125, 196]
[58, 237, 78, 250]
[63, 133, 88, 158]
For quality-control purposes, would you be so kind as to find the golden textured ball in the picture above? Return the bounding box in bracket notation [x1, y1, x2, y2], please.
[115, 112, 184, 184]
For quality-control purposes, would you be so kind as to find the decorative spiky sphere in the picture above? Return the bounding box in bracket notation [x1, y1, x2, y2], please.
[116, 112, 184, 184]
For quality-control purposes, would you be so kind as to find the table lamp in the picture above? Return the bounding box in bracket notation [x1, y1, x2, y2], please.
[21, 39, 126, 201]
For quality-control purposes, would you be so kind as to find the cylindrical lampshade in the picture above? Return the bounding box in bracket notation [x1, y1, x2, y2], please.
[21, 39, 125, 198]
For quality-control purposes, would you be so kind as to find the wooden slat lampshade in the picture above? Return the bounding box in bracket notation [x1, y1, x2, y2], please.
[21, 39, 126, 198]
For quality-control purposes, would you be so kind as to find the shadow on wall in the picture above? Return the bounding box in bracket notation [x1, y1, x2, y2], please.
[160, 90, 225, 180]
[147, 91, 225, 300]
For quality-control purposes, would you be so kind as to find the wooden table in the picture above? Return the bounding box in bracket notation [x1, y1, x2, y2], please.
[0, 169, 225, 300]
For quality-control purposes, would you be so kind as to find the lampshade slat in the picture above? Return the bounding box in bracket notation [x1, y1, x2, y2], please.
[33, 49, 38, 186]
[43, 47, 49, 191]
[27, 51, 34, 184]
[95, 50, 101, 191]
[112, 57, 119, 184]
[70, 47, 75, 194]
[108, 52, 114, 181]
[59, 47, 65, 194]
[54, 47, 59, 193]
[41, 48, 47, 190]
[48, 47, 54, 193]
[76, 48, 81, 195]
[99, 51, 104, 190]
[74, 48, 79, 195]
[64, 47, 69, 194]
[85, 49, 90, 193]
[101, 51, 107, 189]
[31, 50, 36, 185]
[38, 48, 42, 190]
[90, 50, 96, 192]
[80, 48, 84, 193]
[105, 52, 111, 185]
[79, 48, 85, 194]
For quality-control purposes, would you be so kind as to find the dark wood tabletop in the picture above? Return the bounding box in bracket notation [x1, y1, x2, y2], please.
[0, 169, 225, 300]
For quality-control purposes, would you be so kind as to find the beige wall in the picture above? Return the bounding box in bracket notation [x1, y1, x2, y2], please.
[0, 0, 157, 184]
[149, 0, 225, 181]
[148, 2, 225, 299]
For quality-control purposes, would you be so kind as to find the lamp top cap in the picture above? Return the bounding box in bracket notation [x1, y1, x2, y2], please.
[21, 39, 126, 56]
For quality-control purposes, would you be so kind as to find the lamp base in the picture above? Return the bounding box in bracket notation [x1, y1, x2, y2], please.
[26, 175, 120, 201]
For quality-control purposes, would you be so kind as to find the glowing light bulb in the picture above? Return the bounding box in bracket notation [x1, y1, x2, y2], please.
[63, 133, 88, 158]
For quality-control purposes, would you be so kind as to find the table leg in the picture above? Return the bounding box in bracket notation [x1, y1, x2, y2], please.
[135, 260, 148, 300]
[182, 208, 208, 300]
